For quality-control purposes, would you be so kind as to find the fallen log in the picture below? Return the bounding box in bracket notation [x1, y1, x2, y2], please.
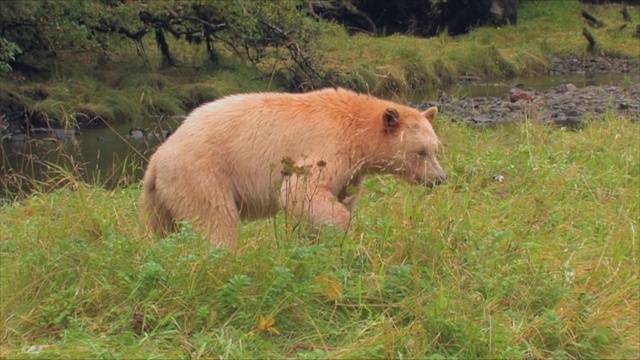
[622, 6, 632, 23]
[582, 9, 605, 28]
[582, 27, 598, 52]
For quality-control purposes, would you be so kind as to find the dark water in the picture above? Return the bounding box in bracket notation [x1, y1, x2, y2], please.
[0, 72, 631, 198]
[1, 117, 179, 197]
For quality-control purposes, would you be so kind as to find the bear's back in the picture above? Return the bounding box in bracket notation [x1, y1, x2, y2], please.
[165, 89, 367, 163]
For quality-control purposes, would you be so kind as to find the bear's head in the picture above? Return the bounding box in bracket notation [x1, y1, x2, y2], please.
[377, 106, 446, 187]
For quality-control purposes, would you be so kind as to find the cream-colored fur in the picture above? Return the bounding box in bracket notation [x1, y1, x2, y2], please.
[141, 88, 446, 247]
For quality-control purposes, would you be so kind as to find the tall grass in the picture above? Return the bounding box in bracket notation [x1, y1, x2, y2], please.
[2, 68, 227, 130]
[1, 114, 638, 359]
[318, 1, 639, 93]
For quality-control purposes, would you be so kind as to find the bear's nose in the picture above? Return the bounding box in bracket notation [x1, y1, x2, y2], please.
[434, 172, 447, 186]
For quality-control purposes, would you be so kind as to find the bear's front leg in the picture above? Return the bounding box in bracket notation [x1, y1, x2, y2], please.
[280, 175, 351, 232]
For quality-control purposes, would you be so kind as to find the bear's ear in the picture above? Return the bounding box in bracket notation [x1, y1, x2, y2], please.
[383, 108, 400, 131]
[422, 106, 438, 123]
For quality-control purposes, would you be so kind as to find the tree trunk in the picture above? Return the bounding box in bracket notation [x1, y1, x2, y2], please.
[205, 33, 219, 65]
[154, 24, 174, 68]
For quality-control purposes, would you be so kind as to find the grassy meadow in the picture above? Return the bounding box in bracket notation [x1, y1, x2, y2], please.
[2, 0, 640, 358]
[1, 113, 638, 358]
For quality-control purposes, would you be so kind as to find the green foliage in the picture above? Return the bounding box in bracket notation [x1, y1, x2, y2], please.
[0, 37, 21, 73]
[213, 0, 325, 88]
[0, 0, 323, 86]
[0, 0, 101, 59]
[217, 274, 253, 313]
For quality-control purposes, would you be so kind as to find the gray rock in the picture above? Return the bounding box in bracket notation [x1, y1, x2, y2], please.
[413, 74, 639, 126]
[129, 128, 145, 139]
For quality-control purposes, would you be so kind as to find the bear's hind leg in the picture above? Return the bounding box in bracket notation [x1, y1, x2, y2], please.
[188, 188, 241, 248]
[142, 164, 174, 237]
[143, 196, 174, 237]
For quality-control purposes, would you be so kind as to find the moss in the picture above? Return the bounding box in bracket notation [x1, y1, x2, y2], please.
[177, 84, 221, 111]
[30, 99, 67, 125]
[104, 92, 143, 123]
[431, 58, 458, 87]
[22, 85, 50, 101]
[141, 92, 183, 117]
[74, 103, 116, 126]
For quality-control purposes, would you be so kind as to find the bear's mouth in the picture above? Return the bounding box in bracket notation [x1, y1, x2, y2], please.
[413, 175, 445, 188]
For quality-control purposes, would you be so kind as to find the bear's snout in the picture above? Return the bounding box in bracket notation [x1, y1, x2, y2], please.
[433, 171, 447, 186]
[415, 167, 446, 187]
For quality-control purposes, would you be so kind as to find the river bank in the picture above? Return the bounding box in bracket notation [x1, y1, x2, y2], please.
[415, 70, 640, 129]
[549, 55, 639, 75]
[2, 1, 639, 136]
[1, 55, 638, 140]
[2, 62, 637, 199]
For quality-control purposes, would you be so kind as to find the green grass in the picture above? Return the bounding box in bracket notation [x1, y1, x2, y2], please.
[317, 1, 639, 94]
[2, 114, 638, 359]
[0, 57, 276, 129]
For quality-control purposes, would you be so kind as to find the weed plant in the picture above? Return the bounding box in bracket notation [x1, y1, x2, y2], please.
[1, 113, 638, 359]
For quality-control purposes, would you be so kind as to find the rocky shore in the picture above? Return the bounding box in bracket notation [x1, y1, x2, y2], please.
[415, 74, 640, 129]
[549, 55, 639, 75]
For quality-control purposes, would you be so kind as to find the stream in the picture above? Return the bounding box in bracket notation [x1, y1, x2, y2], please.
[1, 72, 635, 198]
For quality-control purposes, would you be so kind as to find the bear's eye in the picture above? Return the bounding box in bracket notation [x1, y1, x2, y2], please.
[417, 149, 428, 158]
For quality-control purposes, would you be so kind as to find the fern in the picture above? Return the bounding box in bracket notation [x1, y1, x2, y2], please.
[263, 266, 295, 307]
[216, 274, 252, 312]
